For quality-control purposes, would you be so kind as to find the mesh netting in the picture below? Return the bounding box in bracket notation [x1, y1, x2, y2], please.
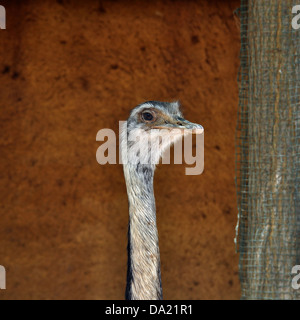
[235, 0, 300, 299]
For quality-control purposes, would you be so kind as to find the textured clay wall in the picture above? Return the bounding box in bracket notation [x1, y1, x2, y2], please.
[0, 0, 241, 299]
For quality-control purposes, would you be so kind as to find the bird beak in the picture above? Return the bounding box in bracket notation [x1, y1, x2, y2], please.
[153, 118, 204, 134]
[176, 119, 204, 134]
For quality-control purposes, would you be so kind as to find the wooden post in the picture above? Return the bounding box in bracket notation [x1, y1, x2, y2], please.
[237, 0, 300, 299]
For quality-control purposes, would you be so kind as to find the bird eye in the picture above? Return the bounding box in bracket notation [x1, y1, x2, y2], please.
[141, 111, 155, 122]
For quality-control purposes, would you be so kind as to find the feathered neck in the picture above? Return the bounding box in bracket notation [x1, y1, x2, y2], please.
[123, 162, 163, 300]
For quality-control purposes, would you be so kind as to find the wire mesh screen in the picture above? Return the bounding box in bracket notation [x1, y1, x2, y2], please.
[235, 0, 300, 299]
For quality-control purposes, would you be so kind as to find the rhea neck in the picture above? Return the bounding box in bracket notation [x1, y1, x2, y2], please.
[124, 161, 163, 300]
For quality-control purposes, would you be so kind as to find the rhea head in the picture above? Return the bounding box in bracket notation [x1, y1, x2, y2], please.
[122, 100, 203, 300]
[121, 101, 203, 167]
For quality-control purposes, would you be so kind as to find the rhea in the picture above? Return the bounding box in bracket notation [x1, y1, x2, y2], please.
[121, 101, 203, 300]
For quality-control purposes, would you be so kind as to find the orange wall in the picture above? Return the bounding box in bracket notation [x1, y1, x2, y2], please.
[0, 0, 241, 299]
